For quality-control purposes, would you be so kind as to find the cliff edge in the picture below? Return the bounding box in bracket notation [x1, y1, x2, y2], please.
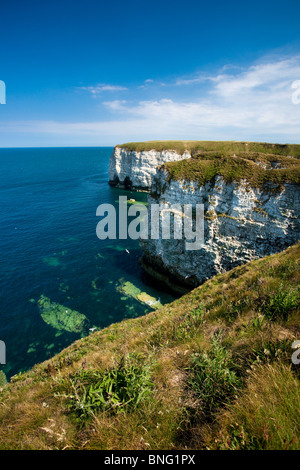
[108, 143, 191, 190]
[110, 141, 300, 292]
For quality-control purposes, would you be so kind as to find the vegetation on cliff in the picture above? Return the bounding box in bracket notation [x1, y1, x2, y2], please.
[162, 151, 300, 189]
[117, 140, 300, 189]
[117, 140, 300, 158]
[0, 243, 299, 450]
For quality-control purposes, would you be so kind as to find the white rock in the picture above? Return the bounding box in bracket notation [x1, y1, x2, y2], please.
[140, 168, 300, 289]
[109, 147, 191, 190]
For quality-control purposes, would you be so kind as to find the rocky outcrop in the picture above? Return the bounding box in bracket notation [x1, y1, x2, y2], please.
[108, 146, 191, 191]
[108, 142, 300, 293]
[139, 168, 300, 293]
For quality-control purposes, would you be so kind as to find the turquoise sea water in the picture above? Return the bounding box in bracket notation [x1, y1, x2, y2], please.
[0, 147, 175, 379]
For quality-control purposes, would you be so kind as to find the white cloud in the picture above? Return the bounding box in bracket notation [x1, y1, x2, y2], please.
[175, 76, 208, 86]
[138, 78, 155, 89]
[101, 56, 300, 140]
[1, 55, 300, 145]
[102, 100, 127, 110]
[79, 84, 128, 95]
[210, 57, 300, 98]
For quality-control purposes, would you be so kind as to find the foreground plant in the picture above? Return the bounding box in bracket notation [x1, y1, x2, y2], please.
[55, 353, 155, 421]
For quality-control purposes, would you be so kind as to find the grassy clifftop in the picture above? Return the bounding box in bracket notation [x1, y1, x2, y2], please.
[163, 151, 300, 188]
[0, 243, 299, 450]
[117, 140, 300, 188]
[117, 140, 300, 158]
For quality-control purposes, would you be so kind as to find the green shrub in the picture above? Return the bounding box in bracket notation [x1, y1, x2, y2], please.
[188, 334, 241, 415]
[260, 284, 299, 321]
[250, 314, 266, 330]
[61, 354, 155, 421]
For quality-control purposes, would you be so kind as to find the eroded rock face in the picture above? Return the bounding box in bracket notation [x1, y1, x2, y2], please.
[108, 147, 191, 190]
[139, 169, 300, 292]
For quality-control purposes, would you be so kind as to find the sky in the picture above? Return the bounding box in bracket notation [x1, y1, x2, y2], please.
[0, 0, 300, 147]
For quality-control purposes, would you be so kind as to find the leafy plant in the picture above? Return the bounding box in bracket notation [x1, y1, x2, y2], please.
[187, 334, 241, 415]
[250, 314, 266, 330]
[60, 354, 155, 421]
[260, 284, 299, 321]
[10, 371, 25, 383]
[223, 423, 261, 450]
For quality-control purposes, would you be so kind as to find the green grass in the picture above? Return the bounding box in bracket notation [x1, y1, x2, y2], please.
[206, 363, 300, 450]
[163, 151, 300, 188]
[55, 353, 155, 421]
[116, 141, 300, 189]
[187, 334, 241, 416]
[0, 371, 7, 388]
[259, 284, 300, 321]
[0, 243, 299, 449]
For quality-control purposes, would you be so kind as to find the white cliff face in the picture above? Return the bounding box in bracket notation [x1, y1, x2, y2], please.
[109, 147, 191, 190]
[139, 169, 300, 292]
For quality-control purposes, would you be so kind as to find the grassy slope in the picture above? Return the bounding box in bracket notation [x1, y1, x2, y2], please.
[163, 151, 300, 188]
[0, 243, 299, 450]
[117, 140, 300, 157]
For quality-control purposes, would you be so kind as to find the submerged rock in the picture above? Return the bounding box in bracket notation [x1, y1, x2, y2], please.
[136, 292, 162, 309]
[117, 280, 162, 309]
[37, 295, 89, 333]
[42, 256, 61, 267]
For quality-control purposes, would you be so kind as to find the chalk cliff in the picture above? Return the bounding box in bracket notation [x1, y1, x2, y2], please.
[108, 145, 191, 190]
[109, 142, 300, 293]
[140, 168, 300, 293]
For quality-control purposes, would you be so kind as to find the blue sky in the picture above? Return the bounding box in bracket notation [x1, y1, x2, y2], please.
[0, 0, 300, 147]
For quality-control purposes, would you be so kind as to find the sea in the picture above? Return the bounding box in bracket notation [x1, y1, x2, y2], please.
[0, 147, 176, 379]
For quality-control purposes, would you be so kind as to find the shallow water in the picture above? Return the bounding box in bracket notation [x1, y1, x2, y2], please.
[0, 147, 175, 378]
